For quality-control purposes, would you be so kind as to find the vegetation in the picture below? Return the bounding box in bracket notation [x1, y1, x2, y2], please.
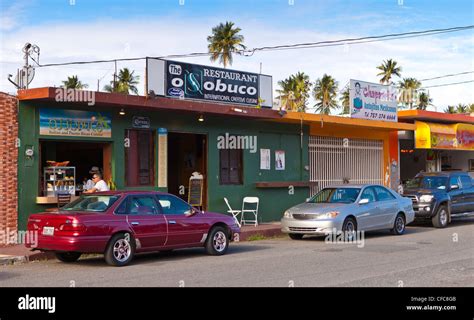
[376, 59, 402, 85]
[276, 72, 312, 112]
[62, 75, 88, 89]
[103, 68, 140, 95]
[207, 21, 246, 68]
[313, 74, 339, 115]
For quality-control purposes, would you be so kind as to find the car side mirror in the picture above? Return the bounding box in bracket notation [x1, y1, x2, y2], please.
[450, 184, 459, 190]
[358, 198, 370, 205]
[185, 207, 200, 217]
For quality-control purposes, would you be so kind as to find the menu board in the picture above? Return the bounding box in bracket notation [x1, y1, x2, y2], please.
[188, 176, 203, 207]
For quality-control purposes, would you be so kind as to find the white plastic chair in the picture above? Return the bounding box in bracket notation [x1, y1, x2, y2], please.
[241, 197, 259, 227]
[224, 198, 241, 227]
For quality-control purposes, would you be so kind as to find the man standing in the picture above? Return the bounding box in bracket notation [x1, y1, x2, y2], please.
[83, 172, 109, 193]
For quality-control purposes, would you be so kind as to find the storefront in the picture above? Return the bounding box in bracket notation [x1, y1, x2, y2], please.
[16, 87, 312, 230]
[277, 112, 415, 195]
[398, 110, 474, 182]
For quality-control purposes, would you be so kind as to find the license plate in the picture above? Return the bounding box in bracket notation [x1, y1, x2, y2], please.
[42, 226, 55, 236]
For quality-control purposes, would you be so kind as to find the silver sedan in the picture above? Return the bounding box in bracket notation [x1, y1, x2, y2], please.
[281, 184, 415, 240]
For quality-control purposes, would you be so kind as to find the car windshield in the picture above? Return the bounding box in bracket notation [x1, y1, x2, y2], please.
[62, 195, 120, 212]
[308, 188, 361, 204]
[406, 176, 447, 190]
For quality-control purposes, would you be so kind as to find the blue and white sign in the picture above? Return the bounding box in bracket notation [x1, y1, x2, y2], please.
[350, 79, 398, 122]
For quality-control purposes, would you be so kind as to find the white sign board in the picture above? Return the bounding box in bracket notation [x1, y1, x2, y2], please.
[350, 79, 397, 122]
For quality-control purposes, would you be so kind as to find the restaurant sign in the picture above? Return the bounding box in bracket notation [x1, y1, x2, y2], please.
[350, 79, 397, 122]
[39, 108, 112, 138]
[415, 121, 474, 150]
[146, 58, 276, 107]
[165, 60, 259, 105]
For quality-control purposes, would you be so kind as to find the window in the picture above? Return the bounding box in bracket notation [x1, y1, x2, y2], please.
[309, 188, 360, 204]
[449, 176, 460, 187]
[128, 196, 159, 215]
[156, 194, 192, 215]
[360, 187, 377, 203]
[62, 195, 120, 212]
[219, 149, 243, 185]
[460, 175, 472, 189]
[125, 129, 155, 186]
[374, 186, 396, 201]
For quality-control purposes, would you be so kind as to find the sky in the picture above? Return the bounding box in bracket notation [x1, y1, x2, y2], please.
[0, 0, 473, 112]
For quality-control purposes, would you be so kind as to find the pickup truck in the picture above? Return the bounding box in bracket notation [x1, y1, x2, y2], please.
[403, 171, 474, 228]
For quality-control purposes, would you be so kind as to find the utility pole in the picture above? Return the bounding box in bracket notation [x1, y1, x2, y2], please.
[113, 60, 117, 91]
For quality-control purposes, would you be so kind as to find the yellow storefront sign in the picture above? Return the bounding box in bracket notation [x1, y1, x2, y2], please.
[415, 121, 474, 150]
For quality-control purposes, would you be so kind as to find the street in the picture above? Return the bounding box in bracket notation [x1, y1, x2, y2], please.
[1, 218, 473, 287]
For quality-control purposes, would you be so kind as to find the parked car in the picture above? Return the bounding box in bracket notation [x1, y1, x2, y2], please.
[403, 171, 474, 228]
[25, 191, 240, 266]
[281, 184, 415, 239]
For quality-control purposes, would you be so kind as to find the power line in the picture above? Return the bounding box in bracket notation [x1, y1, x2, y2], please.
[35, 25, 474, 68]
[422, 79, 474, 89]
[419, 71, 474, 82]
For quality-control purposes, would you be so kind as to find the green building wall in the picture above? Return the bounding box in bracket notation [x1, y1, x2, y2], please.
[18, 101, 310, 230]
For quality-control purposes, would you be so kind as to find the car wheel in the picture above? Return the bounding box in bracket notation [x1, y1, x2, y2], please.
[391, 213, 406, 235]
[432, 205, 449, 228]
[342, 217, 357, 240]
[288, 233, 304, 240]
[205, 226, 229, 255]
[55, 251, 82, 263]
[104, 233, 135, 266]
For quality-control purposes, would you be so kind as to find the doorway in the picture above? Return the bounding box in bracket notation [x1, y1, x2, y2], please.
[167, 132, 207, 209]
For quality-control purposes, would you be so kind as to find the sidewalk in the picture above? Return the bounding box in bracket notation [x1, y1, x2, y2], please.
[0, 222, 283, 265]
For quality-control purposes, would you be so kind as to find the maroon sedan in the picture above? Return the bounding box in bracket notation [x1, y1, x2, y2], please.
[26, 191, 240, 266]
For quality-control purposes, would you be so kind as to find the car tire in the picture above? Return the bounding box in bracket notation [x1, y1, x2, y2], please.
[391, 213, 406, 235]
[288, 233, 304, 240]
[205, 226, 229, 256]
[432, 205, 449, 228]
[104, 233, 135, 267]
[342, 217, 357, 240]
[55, 251, 82, 263]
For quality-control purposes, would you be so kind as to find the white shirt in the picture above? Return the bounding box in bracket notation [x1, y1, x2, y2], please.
[84, 179, 94, 191]
[94, 180, 110, 192]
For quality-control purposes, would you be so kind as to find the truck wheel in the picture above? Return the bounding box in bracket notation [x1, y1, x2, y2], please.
[432, 205, 448, 228]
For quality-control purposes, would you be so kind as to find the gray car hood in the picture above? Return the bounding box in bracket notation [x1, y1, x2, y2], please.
[287, 202, 349, 215]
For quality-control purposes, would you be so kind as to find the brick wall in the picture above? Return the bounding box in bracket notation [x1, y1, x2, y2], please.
[0, 92, 18, 246]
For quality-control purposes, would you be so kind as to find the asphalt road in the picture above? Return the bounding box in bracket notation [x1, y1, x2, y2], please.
[1, 218, 473, 287]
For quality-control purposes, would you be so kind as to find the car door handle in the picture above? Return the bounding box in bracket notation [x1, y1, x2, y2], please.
[168, 220, 176, 224]
[131, 222, 140, 225]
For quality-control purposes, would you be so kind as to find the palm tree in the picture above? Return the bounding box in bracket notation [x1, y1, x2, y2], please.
[443, 106, 456, 114]
[398, 77, 421, 109]
[276, 72, 312, 112]
[313, 74, 339, 115]
[340, 87, 350, 114]
[456, 103, 468, 114]
[62, 75, 88, 89]
[469, 104, 474, 114]
[207, 21, 246, 68]
[104, 68, 140, 95]
[416, 92, 432, 110]
[376, 59, 402, 85]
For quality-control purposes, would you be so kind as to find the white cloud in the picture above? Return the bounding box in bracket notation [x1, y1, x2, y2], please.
[0, 17, 472, 110]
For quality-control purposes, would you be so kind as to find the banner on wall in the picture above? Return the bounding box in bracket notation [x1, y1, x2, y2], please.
[349, 79, 397, 122]
[415, 121, 474, 150]
[39, 108, 111, 138]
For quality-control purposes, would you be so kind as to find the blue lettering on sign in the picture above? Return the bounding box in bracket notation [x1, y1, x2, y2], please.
[168, 88, 184, 97]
